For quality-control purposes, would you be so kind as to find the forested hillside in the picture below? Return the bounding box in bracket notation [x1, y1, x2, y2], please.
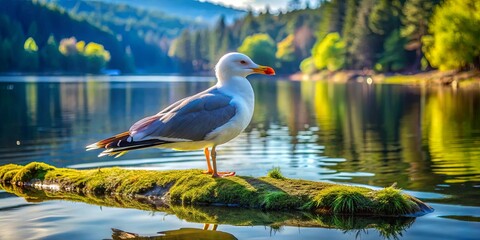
[48, 0, 196, 72]
[170, 8, 321, 73]
[0, 0, 195, 74]
[172, 0, 480, 74]
[1, 0, 478, 75]
[0, 0, 131, 73]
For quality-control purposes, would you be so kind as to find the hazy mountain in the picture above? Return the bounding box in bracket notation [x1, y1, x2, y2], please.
[100, 0, 245, 23]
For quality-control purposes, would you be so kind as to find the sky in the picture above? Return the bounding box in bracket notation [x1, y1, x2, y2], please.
[204, 0, 317, 12]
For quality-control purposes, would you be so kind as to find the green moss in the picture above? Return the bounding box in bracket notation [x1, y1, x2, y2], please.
[0, 164, 22, 181]
[0, 163, 431, 216]
[11, 162, 56, 183]
[267, 167, 285, 180]
[372, 187, 420, 215]
[0, 164, 22, 182]
[261, 191, 303, 210]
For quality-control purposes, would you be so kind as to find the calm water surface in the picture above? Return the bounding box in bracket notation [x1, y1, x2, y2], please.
[0, 75, 479, 240]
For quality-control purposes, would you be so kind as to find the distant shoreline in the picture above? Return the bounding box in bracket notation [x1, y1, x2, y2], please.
[290, 70, 480, 87]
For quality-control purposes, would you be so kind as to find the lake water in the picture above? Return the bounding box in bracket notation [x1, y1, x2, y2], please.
[0, 75, 479, 240]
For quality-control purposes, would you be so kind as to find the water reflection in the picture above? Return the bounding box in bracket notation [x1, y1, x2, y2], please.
[111, 225, 238, 240]
[0, 76, 479, 206]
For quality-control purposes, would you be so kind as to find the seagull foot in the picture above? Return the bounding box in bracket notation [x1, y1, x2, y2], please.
[212, 171, 236, 178]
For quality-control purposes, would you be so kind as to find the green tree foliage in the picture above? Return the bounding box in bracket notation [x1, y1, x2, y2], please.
[181, 7, 320, 73]
[239, 11, 260, 44]
[24, 37, 38, 52]
[20, 37, 39, 72]
[84, 42, 111, 73]
[0, 39, 13, 72]
[40, 35, 62, 71]
[0, 0, 127, 73]
[368, 0, 403, 36]
[300, 57, 316, 74]
[350, 0, 381, 69]
[375, 30, 407, 72]
[238, 34, 276, 67]
[169, 29, 193, 73]
[276, 34, 297, 72]
[423, 0, 480, 70]
[276, 35, 296, 62]
[342, 0, 359, 68]
[58, 37, 111, 73]
[311, 32, 346, 71]
[0, 14, 25, 71]
[315, 1, 334, 40]
[401, 0, 440, 70]
[209, 16, 230, 62]
[328, 0, 346, 34]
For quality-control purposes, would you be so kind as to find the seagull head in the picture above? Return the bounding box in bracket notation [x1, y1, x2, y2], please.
[215, 52, 275, 81]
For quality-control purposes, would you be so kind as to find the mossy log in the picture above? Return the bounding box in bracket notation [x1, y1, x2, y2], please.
[0, 162, 433, 217]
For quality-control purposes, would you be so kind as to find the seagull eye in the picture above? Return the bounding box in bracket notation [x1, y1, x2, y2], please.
[240, 60, 247, 65]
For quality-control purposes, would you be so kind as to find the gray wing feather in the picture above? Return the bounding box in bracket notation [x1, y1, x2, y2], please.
[130, 87, 236, 141]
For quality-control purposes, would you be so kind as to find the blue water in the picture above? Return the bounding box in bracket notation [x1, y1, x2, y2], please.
[0, 75, 479, 239]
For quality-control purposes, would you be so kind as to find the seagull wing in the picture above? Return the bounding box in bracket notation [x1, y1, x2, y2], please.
[86, 87, 236, 157]
[130, 87, 236, 142]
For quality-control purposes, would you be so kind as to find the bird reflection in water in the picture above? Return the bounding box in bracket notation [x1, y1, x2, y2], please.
[110, 224, 237, 240]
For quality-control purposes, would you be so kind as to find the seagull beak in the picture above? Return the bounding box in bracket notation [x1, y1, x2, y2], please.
[251, 65, 275, 75]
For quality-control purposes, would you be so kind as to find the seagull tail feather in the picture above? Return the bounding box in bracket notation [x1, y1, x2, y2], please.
[86, 131, 172, 158]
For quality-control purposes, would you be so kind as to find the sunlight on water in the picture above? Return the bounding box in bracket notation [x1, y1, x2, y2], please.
[1, 76, 480, 240]
[1, 76, 480, 202]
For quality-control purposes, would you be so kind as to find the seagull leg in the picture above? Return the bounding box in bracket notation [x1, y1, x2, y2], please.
[211, 146, 235, 178]
[203, 223, 210, 230]
[202, 148, 213, 174]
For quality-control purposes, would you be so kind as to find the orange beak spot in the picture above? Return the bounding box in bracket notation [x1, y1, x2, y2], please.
[252, 65, 276, 75]
[264, 67, 275, 75]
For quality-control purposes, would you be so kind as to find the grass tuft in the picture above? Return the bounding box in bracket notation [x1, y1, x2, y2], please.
[311, 186, 372, 214]
[372, 187, 420, 215]
[267, 167, 285, 180]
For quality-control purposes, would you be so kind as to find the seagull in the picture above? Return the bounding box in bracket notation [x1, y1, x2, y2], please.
[86, 52, 275, 177]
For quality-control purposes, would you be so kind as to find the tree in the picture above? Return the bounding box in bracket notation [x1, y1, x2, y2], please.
[300, 57, 316, 74]
[276, 34, 296, 62]
[422, 0, 480, 70]
[342, 0, 359, 68]
[276, 34, 296, 71]
[350, 0, 381, 69]
[40, 35, 62, 71]
[401, 0, 440, 70]
[59, 37, 82, 71]
[0, 39, 13, 72]
[375, 30, 407, 72]
[210, 15, 229, 62]
[369, 0, 403, 36]
[239, 11, 259, 43]
[311, 32, 346, 71]
[328, 0, 346, 34]
[170, 29, 193, 73]
[238, 34, 276, 67]
[24, 37, 38, 52]
[20, 37, 39, 72]
[84, 42, 111, 73]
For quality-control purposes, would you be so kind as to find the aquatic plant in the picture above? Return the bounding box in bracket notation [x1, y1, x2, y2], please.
[267, 167, 285, 180]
